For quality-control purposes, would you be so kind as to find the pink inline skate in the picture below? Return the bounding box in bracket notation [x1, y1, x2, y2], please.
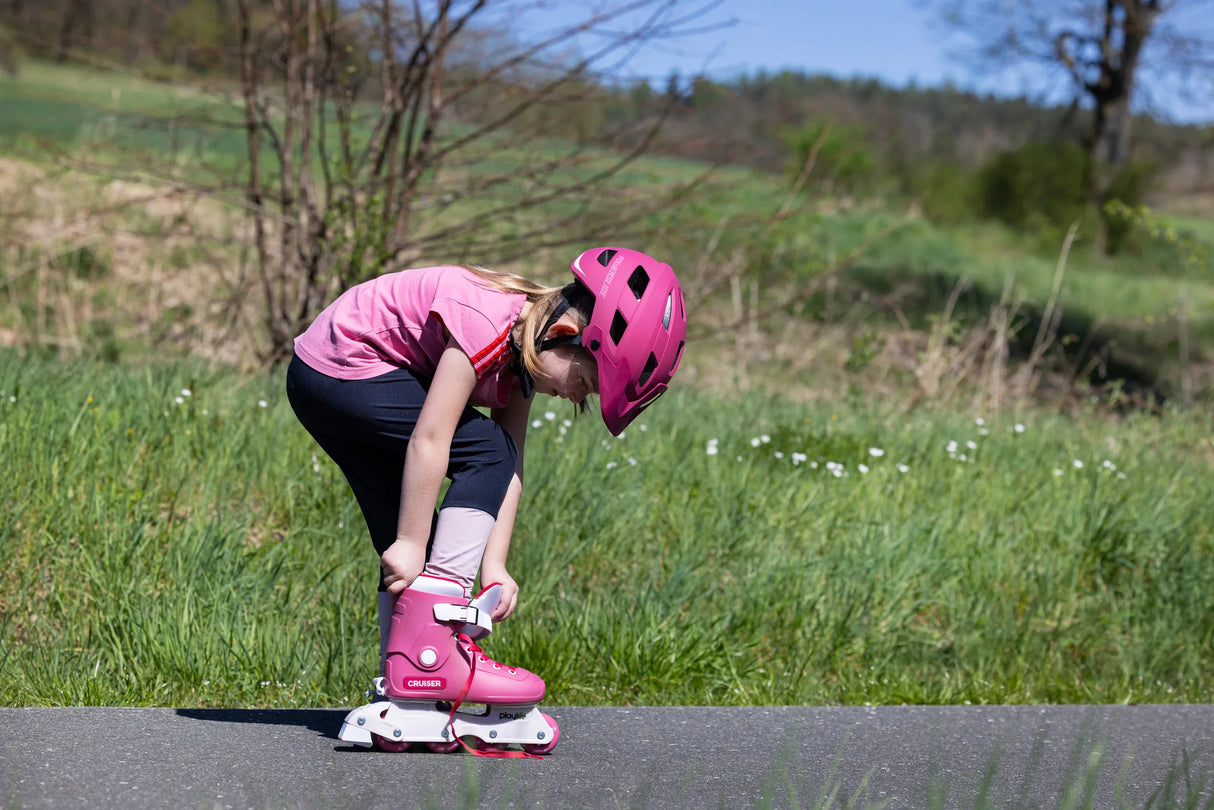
[337, 574, 559, 756]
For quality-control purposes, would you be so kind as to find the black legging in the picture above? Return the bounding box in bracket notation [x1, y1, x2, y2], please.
[286, 355, 518, 586]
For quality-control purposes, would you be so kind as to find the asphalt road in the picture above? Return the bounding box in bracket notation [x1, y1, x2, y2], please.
[2, 705, 1212, 808]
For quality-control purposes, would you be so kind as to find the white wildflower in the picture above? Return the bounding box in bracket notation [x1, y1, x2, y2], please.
[1013, 423, 1026, 434]
[896, 463, 909, 474]
[966, 440, 977, 450]
[946, 440, 958, 454]
[761, 434, 771, 444]
[858, 464, 869, 474]
[258, 399, 269, 408]
[791, 452, 808, 465]
[1054, 469, 1064, 476]
[175, 396, 185, 404]
[975, 417, 986, 426]
[531, 419, 543, 429]
[750, 437, 762, 448]
[1072, 459, 1084, 469]
[774, 451, 785, 460]
[544, 411, 556, 421]
[868, 447, 885, 457]
[180, 388, 192, 397]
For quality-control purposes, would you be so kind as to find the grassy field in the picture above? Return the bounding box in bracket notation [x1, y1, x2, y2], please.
[1, 356, 1212, 708]
[2, 61, 1214, 714]
[4, 62, 1214, 399]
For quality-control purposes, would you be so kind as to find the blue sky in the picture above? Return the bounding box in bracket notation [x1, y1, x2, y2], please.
[501, 0, 1212, 123]
[611, 0, 964, 88]
[504, 1, 1025, 91]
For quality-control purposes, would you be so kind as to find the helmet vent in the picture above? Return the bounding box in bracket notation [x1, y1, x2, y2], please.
[597, 249, 617, 267]
[610, 311, 628, 345]
[637, 352, 658, 387]
[626, 267, 649, 300]
[662, 294, 673, 329]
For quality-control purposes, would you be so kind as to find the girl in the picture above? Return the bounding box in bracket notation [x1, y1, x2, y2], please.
[286, 247, 686, 753]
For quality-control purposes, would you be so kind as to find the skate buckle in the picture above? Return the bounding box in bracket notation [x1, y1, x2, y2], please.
[433, 603, 493, 637]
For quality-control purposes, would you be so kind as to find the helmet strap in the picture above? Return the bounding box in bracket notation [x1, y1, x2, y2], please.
[510, 286, 586, 399]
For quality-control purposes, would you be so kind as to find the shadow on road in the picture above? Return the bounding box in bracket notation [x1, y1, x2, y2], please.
[175, 708, 346, 741]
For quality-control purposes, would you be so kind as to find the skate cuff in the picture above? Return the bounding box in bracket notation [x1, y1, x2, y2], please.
[433, 603, 493, 637]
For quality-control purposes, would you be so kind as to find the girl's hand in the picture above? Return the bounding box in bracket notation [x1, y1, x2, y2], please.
[381, 538, 426, 596]
[480, 566, 518, 622]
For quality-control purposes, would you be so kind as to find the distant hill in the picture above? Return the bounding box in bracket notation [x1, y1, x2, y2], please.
[574, 72, 1214, 196]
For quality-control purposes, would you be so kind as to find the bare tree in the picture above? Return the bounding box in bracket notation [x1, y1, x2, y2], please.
[921, 0, 1214, 180]
[232, 0, 724, 361]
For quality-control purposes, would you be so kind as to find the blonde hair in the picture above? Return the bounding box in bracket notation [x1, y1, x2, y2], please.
[462, 265, 590, 381]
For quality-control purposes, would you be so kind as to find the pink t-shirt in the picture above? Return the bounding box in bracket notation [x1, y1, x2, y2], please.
[293, 265, 526, 408]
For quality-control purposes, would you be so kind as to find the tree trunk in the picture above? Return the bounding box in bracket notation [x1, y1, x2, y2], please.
[1085, 1, 1157, 170]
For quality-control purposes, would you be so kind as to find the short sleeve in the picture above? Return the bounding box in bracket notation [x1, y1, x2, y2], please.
[429, 297, 515, 376]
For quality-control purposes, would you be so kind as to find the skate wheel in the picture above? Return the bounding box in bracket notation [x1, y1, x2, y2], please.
[521, 713, 560, 756]
[468, 737, 511, 753]
[425, 739, 460, 754]
[371, 733, 412, 753]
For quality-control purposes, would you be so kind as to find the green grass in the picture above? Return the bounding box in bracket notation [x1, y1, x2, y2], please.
[2, 355, 1212, 708]
[0, 61, 248, 174]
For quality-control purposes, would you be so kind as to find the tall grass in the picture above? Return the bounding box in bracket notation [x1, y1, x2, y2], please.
[2, 354, 1212, 707]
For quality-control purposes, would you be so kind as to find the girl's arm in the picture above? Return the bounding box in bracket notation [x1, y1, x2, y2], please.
[480, 386, 532, 620]
[380, 338, 478, 595]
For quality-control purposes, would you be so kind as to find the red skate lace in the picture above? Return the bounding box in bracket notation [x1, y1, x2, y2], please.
[446, 633, 540, 760]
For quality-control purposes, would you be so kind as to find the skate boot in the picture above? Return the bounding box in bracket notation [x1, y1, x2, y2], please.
[337, 574, 559, 756]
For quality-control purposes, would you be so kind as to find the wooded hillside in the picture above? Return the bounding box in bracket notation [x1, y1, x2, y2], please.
[3, 0, 1211, 199]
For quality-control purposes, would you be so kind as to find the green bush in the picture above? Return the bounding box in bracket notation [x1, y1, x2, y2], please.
[785, 120, 876, 196]
[914, 161, 978, 225]
[975, 141, 1091, 240]
[1100, 158, 1160, 255]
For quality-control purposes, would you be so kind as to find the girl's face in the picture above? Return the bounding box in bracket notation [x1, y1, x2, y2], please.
[532, 345, 598, 405]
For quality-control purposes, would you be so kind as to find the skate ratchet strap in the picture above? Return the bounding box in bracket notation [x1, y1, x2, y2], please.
[433, 603, 493, 639]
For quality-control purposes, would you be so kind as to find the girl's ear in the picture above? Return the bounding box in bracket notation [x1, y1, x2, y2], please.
[543, 313, 581, 340]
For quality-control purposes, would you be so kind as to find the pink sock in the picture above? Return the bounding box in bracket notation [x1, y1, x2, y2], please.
[422, 507, 495, 592]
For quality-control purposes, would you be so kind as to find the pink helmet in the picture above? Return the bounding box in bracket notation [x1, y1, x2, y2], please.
[570, 247, 687, 435]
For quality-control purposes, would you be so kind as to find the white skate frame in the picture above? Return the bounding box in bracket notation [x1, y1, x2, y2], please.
[338, 699, 552, 748]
